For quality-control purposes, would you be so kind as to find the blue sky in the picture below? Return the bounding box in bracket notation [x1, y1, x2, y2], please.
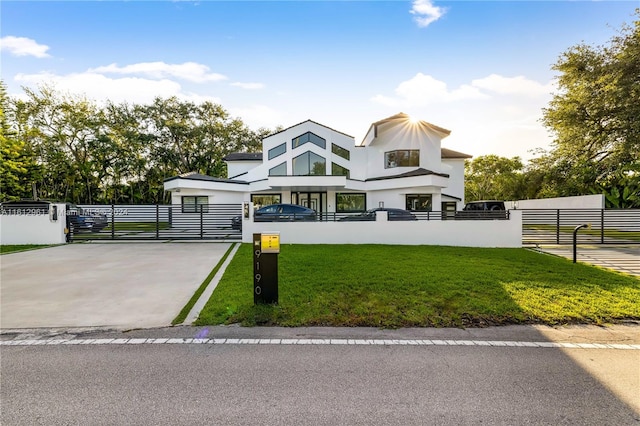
[1, 1, 637, 161]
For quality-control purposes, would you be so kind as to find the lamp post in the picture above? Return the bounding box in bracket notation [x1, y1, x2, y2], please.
[573, 224, 590, 263]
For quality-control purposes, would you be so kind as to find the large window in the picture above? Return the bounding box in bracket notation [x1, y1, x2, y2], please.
[269, 162, 287, 176]
[268, 143, 286, 160]
[385, 150, 419, 168]
[332, 143, 350, 160]
[336, 193, 366, 213]
[251, 194, 281, 210]
[292, 132, 326, 149]
[331, 162, 350, 178]
[406, 194, 432, 211]
[293, 152, 326, 176]
[181, 196, 209, 213]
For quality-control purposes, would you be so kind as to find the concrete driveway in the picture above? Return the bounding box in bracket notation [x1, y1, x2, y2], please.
[0, 243, 232, 330]
[536, 245, 640, 277]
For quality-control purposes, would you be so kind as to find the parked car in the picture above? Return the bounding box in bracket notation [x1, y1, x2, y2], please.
[66, 203, 108, 233]
[231, 203, 317, 230]
[339, 208, 418, 221]
[455, 200, 508, 219]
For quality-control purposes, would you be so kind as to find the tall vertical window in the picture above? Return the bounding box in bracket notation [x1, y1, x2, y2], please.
[385, 150, 419, 168]
[269, 162, 287, 176]
[268, 143, 286, 160]
[182, 196, 209, 213]
[292, 132, 326, 149]
[406, 194, 432, 211]
[293, 152, 326, 176]
[336, 193, 366, 212]
[331, 162, 349, 178]
[331, 143, 350, 160]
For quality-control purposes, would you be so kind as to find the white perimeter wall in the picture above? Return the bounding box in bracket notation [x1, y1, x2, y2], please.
[242, 210, 522, 247]
[507, 194, 604, 210]
[0, 203, 67, 245]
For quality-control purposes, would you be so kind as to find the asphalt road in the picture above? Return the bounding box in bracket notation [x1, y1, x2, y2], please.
[2, 342, 638, 425]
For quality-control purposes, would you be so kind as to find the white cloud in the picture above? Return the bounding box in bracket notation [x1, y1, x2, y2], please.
[230, 82, 265, 90]
[14, 71, 220, 105]
[471, 74, 554, 97]
[410, 0, 446, 28]
[227, 104, 284, 129]
[0, 36, 50, 58]
[89, 61, 227, 83]
[372, 73, 487, 107]
[370, 72, 555, 160]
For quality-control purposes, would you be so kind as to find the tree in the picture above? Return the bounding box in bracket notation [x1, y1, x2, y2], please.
[541, 9, 640, 206]
[464, 155, 526, 202]
[0, 81, 41, 201]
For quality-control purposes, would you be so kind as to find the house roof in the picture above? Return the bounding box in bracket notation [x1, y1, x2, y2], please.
[366, 168, 449, 181]
[264, 119, 354, 139]
[361, 112, 452, 146]
[441, 148, 472, 159]
[222, 152, 263, 162]
[163, 171, 249, 184]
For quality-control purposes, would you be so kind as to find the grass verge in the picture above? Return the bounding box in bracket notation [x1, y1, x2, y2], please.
[0, 244, 55, 254]
[195, 244, 640, 328]
[171, 243, 237, 325]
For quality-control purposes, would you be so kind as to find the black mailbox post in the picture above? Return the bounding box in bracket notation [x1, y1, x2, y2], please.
[253, 233, 279, 304]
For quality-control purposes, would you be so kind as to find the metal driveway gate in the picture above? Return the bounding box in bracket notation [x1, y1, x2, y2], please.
[522, 209, 640, 245]
[70, 204, 242, 241]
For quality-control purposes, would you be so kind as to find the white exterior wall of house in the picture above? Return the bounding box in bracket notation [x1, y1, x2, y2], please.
[441, 159, 466, 207]
[227, 161, 259, 179]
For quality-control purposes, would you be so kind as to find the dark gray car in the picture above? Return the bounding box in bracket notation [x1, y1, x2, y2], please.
[231, 204, 316, 230]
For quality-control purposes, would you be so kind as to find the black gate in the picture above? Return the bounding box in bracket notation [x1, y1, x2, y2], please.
[522, 209, 640, 245]
[69, 204, 242, 241]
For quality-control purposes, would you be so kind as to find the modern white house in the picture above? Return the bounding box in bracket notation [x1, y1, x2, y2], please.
[163, 112, 472, 216]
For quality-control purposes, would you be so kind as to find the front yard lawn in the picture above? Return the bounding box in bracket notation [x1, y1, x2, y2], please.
[0, 244, 54, 254]
[195, 244, 640, 328]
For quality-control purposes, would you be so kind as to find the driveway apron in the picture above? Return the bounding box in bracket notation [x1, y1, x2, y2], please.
[0, 243, 231, 329]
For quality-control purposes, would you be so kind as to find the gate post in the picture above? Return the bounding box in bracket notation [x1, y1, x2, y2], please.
[200, 207, 204, 239]
[600, 209, 604, 244]
[556, 209, 560, 244]
[111, 204, 115, 240]
[156, 204, 160, 239]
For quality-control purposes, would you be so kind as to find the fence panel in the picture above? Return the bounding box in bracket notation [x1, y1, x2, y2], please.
[70, 204, 242, 241]
[522, 209, 640, 245]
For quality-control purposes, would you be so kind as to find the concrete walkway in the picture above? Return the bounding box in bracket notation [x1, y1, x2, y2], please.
[536, 245, 640, 277]
[0, 243, 232, 329]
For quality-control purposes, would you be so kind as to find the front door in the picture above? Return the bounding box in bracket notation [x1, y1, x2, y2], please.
[292, 192, 326, 217]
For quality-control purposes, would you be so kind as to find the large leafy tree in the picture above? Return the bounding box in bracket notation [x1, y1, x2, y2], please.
[0, 81, 41, 201]
[541, 9, 640, 207]
[464, 155, 527, 202]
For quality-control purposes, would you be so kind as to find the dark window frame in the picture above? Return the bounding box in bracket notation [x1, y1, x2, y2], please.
[331, 162, 350, 178]
[331, 143, 350, 160]
[293, 151, 326, 176]
[181, 196, 209, 213]
[385, 149, 420, 168]
[251, 194, 282, 210]
[269, 162, 287, 176]
[268, 143, 287, 160]
[406, 194, 432, 211]
[292, 132, 326, 150]
[336, 193, 367, 213]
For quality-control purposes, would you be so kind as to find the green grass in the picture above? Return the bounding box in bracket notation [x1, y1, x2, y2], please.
[195, 244, 640, 328]
[105, 222, 171, 232]
[0, 244, 54, 254]
[172, 243, 237, 325]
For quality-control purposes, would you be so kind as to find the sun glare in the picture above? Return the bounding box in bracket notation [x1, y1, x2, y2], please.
[408, 115, 421, 124]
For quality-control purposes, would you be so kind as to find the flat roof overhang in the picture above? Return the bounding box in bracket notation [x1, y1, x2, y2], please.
[266, 176, 347, 192]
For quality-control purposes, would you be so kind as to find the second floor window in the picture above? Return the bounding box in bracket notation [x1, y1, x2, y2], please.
[385, 150, 419, 168]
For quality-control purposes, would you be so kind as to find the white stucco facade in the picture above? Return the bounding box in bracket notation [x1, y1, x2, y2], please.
[164, 113, 472, 214]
